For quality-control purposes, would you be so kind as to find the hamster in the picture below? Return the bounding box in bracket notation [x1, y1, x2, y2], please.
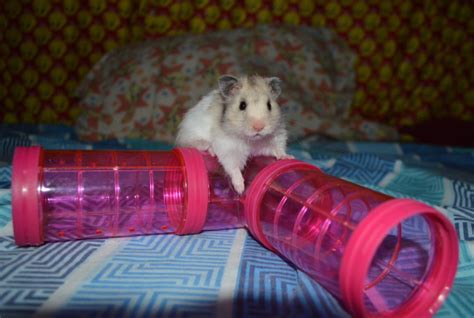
[176, 74, 292, 194]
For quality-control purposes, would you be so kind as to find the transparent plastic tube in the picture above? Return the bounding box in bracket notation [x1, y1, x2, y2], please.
[244, 160, 458, 317]
[11, 147, 249, 245]
[12, 147, 458, 317]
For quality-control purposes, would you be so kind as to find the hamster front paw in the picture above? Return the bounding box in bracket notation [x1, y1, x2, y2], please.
[274, 152, 294, 160]
[278, 154, 295, 160]
[208, 147, 216, 157]
[230, 172, 245, 194]
[191, 139, 211, 152]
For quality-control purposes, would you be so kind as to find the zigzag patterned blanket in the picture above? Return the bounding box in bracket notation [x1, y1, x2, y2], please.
[1, 127, 473, 317]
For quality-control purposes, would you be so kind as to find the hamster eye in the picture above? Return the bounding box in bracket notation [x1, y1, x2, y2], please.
[239, 101, 247, 111]
[267, 100, 272, 111]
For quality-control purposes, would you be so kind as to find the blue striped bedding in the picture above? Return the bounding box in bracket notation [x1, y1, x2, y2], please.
[1, 125, 473, 317]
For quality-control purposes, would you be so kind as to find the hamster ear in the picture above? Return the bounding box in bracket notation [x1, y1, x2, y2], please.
[266, 77, 282, 99]
[218, 75, 240, 99]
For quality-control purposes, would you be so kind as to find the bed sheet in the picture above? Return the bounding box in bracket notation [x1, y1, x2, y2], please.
[1, 126, 473, 317]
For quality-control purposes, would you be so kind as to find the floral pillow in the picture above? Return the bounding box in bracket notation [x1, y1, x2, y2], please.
[75, 25, 398, 143]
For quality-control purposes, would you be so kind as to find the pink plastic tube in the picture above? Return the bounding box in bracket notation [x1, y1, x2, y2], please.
[11, 147, 458, 317]
[12, 147, 247, 244]
[243, 159, 458, 317]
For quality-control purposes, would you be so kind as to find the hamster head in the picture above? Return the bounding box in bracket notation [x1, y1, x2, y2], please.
[218, 74, 283, 140]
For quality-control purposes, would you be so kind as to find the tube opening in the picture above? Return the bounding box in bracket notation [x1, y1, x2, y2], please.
[340, 199, 458, 317]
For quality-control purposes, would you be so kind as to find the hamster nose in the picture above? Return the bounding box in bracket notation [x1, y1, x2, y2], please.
[252, 120, 265, 132]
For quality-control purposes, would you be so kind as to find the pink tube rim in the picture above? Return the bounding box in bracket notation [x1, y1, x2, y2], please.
[12, 146, 44, 246]
[173, 148, 209, 235]
[244, 159, 319, 250]
[340, 198, 459, 317]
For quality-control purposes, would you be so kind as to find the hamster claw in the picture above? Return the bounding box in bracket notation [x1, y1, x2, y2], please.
[208, 148, 216, 157]
[276, 153, 295, 160]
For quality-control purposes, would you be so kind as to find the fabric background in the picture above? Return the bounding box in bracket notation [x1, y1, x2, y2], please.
[74, 25, 400, 143]
[1, 1, 473, 129]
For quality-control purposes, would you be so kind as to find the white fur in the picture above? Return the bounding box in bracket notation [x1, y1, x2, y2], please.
[176, 75, 291, 194]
